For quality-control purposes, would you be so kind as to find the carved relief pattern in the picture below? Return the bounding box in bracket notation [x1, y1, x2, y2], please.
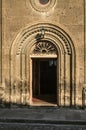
[34, 41, 57, 54]
[16, 26, 72, 55]
[28, 0, 56, 12]
[11, 24, 75, 107]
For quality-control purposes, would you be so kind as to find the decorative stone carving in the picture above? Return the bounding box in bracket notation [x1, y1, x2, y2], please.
[33, 41, 57, 54]
[10, 23, 75, 107]
[28, 0, 56, 12]
[16, 25, 72, 55]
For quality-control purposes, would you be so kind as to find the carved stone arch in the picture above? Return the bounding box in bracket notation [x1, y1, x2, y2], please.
[11, 23, 73, 55]
[10, 23, 76, 106]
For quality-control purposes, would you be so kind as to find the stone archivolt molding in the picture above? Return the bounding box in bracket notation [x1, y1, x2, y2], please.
[13, 24, 72, 55]
[10, 23, 76, 106]
[28, 0, 56, 12]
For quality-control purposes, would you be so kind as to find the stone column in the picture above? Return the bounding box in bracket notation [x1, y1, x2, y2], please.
[15, 55, 19, 78]
[29, 58, 32, 105]
[0, 0, 2, 83]
[84, 0, 86, 84]
[10, 54, 21, 103]
[60, 54, 65, 106]
[64, 53, 70, 106]
[21, 54, 26, 80]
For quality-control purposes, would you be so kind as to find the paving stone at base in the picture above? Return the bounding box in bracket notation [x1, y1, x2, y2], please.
[0, 108, 86, 129]
[0, 123, 86, 130]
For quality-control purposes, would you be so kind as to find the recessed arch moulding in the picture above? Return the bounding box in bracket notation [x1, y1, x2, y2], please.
[5, 23, 77, 107]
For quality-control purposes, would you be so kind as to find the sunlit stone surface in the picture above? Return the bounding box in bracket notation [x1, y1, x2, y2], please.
[0, 0, 86, 109]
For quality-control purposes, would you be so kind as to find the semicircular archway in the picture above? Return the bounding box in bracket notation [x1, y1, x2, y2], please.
[9, 23, 76, 107]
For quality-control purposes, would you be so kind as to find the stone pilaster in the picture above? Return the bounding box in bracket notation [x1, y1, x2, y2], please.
[84, 0, 86, 84]
[0, 0, 2, 83]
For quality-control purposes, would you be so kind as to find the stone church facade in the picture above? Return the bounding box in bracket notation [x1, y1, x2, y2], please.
[0, 0, 86, 108]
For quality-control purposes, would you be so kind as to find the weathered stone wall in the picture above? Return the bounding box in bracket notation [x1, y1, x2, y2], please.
[0, 0, 2, 84]
[1, 0, 86, 107]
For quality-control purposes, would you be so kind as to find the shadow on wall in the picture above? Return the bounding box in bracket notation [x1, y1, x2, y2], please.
[82, 87, 86, 109]
[0, 79, 30, 108]
[0, 79, 86, 109]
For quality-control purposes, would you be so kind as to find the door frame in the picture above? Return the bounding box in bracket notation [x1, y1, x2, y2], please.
[29, 55, 58, 106]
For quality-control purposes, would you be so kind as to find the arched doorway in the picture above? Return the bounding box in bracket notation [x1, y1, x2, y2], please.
[30, 40, 58, 106]
[10, 23, 76, 107]
[32, 58, 57, 105]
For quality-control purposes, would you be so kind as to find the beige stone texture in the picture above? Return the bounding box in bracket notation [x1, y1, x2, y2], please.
[0, 0, 86, 107]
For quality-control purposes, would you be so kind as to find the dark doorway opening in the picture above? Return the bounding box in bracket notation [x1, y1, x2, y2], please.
[32, 58, 57, 105]
[40, 59, 57, 95]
